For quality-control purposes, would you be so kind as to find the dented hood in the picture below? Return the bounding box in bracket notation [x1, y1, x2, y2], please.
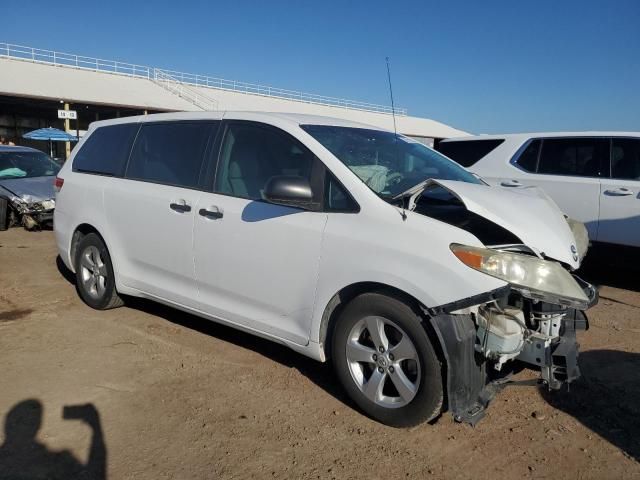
[420, 179, 580, 269]
[0, 176, 56, 204]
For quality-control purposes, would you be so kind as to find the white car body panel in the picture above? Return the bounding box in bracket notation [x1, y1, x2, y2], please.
[430, 179, 579, 268]
[55, 112, 590, 365]
[441, 132, 640, 247]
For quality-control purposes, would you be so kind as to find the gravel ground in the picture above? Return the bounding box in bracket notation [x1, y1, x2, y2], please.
[1, 228, 639, 479]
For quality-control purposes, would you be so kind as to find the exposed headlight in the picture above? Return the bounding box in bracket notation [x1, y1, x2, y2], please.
[40, 199, 55, 210]
[566, 217, 589, 260]
[450, 244, 589, 308]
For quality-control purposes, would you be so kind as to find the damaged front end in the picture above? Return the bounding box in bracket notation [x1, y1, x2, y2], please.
[428, 280, 596, 425]
[405, 180, 597, 424]
[1, 189, 55, 230]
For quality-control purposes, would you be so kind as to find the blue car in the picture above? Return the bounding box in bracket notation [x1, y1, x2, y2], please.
[0, 146, 61, 230]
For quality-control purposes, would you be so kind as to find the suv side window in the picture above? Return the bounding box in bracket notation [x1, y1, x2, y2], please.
[214, 122, 323, 207]
[537, 138, 608, 177]
[611, 138, 640, 180]
[437, 139, 505, 167]
[513, 139, 541, 172]
[73, 123, 139, 176]
[126, 121, 216, 189]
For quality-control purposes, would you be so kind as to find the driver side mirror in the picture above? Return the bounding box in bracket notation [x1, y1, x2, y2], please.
[264, 175, 315, 209]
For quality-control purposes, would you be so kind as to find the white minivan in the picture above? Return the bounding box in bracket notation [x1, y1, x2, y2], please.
[55, 112, 597, 427]
[437, 132, 640, 249]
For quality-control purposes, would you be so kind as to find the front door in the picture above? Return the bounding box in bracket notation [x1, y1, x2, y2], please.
[193, 121, 327, 345]
[598, 137, 640, 247]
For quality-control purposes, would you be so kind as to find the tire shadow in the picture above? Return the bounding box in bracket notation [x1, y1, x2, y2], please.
[539, 349, 640, 461]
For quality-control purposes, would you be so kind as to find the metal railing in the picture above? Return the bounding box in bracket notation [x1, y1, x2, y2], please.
[0, 42, 407, 115]
[152, 68, 218, 111]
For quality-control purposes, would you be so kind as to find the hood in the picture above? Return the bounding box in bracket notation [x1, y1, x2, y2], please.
[0, 176, 56, 204]
[416, 179, 580, 269]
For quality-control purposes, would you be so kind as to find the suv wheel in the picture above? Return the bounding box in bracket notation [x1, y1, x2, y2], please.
[75, 233, 123, 310]
[332, 292, 443, 427]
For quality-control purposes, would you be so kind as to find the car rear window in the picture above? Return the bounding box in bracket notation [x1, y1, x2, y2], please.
[436, 139, 504, 167]
[73, 123, 139, 176]
[125, 121, 215, 189]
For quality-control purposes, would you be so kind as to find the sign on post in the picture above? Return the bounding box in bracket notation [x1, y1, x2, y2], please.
[58, 110, 78, 120]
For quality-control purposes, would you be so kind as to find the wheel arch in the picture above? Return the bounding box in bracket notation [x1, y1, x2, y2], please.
[318, 282, 443, 362]
[70, 223, 110, 271]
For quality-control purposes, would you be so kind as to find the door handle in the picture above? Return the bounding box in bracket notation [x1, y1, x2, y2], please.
[604, 187, 634, 197]
[199, 206, 224, 219]
[500, 179, 522, 187]
[169, 200, 192, 213]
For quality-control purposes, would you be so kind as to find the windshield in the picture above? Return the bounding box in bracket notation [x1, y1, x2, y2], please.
[0, 151, 60, 179]
[301, 125, 481, 197]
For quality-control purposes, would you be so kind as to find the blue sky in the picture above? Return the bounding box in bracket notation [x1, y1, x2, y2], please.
[4, 1, 639, 133]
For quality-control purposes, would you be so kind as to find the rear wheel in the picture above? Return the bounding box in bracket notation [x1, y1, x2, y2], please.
[75, 233, 123, 310]
[332, 292, 443, 427]
[0, 197, 8, 231]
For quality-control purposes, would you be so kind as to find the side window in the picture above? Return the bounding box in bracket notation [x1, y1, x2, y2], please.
[537, 138, 608, 177]
[436, 139, 505, 167]
[215, 123, 322, 204]
[611, 138, 640, 180]
[126, 122, 215, 188]
[325, 172, 359, 212]
[73, 124, 138, 176]
[514, 139, 541, 172]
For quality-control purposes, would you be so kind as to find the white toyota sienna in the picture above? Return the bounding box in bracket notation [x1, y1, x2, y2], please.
[54, 112, 597, 427]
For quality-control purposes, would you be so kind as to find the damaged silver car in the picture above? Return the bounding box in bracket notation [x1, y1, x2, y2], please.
[0, 146, 60, 231]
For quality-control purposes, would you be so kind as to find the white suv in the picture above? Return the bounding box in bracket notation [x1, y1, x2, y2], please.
[55, 112, 596, 427]
[437, 132, 640, 249]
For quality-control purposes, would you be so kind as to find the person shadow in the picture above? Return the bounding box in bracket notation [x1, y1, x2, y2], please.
[539, 349, 640, 462]
[0, 399, 107, 480]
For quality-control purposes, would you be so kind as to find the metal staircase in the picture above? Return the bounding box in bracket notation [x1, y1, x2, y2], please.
[152, 68, 218, 111]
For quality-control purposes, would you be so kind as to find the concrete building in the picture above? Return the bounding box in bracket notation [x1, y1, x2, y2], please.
[0, 43, 467, 159]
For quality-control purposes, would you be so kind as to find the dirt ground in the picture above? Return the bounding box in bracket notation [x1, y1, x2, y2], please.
[0, 228, 639, 480]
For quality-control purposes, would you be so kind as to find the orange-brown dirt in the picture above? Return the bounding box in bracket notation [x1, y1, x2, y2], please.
[1, 229, 639, 479]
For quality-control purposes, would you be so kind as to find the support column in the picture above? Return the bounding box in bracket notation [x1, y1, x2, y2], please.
[64, 102, 71, 160]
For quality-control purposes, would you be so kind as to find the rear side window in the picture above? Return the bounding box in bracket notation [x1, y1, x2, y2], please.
[126, 122, 215, 189]
[436, 139, 504, 167]
[513, 139, 541, 172]
[73, 124, 139, 176]
[537, 138, 609, 177]
[611, 138, 640, 180]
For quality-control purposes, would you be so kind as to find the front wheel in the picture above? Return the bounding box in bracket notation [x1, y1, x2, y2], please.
[332, 293, 443, 427]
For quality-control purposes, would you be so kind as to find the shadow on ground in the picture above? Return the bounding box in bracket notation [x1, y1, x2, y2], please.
[0, 399, 107, 479]
[540, 349, 640, 462]
[56, 255, 351, 410]
[578, 249, 640, 293]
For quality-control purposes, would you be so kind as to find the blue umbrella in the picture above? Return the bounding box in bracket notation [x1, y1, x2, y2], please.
[23, 127, 78, 157]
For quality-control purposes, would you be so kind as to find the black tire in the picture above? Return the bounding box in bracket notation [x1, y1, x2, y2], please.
[0, 197, 8, 231]
[332, 292, 443, 427]
[74, 233, 123, 310]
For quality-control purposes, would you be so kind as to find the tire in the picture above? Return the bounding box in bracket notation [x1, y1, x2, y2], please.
[74, 233, 123, 310]
[0, 197, 8, 231]
[332, 292, 443, 427]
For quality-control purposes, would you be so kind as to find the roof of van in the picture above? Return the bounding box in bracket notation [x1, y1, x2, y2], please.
[442, 131, 640, 142]
[88, 111, 390, 132]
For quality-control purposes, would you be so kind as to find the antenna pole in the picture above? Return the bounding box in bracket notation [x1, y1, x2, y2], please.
[385, 57, 398, 137]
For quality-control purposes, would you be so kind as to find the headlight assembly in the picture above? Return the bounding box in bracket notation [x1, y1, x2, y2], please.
[450, 244, 589, 309]
[566, 217, 589, 261]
